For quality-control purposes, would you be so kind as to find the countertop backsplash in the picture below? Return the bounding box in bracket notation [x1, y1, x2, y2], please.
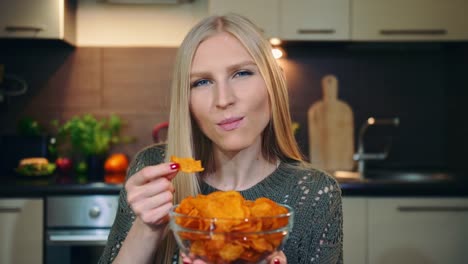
[0, 41, 467, 173]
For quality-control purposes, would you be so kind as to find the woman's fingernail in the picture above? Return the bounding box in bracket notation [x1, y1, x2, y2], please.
[183, 262, 190, 264]
[273, 258, 280, 264]
[170, 163, 180, 170]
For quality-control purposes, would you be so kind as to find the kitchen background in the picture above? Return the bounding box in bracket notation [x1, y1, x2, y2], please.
[1, 1, 468, 264]
[1, 0, 467, 174]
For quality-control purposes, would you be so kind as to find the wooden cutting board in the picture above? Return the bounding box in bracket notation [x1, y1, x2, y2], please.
[307, 74, 355, 172]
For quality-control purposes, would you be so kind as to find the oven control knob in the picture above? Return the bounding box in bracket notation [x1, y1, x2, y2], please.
[89, 206, 101, 218]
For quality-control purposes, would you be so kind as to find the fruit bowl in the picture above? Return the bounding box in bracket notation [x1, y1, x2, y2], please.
[169, 204, 294, 264]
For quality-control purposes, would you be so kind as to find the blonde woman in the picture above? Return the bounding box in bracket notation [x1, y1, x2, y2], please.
[100, 13, 343, 264]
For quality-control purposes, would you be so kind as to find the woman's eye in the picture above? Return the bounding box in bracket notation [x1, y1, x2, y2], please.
[233, 70, 253, 78]
[191, 79, 211, 88]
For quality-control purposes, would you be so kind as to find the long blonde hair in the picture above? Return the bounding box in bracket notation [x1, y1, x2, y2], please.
[159, 13, 304, 263]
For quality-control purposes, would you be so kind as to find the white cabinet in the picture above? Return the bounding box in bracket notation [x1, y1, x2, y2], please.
[352, 0, 468, 41]
[210, 0, 468, 42]
[0, 198, 43, 264]
[342, 198, 367, 264]
[0, 0, 76, 44]
[343, 197, 468, 264]
[208, 0, 349, 40]
[367, 198, 468, 264]
[279, 0, 350, 40]
[208, 0, 280, 38]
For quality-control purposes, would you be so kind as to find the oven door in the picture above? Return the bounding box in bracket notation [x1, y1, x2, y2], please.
[45, 195, 119, 264]
[46, 229, 110, 264]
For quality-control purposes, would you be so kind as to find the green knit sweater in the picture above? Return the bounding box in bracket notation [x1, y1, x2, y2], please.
[99, 145, 343, 264]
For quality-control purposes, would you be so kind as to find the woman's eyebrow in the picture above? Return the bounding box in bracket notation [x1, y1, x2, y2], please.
[226, 61, 257, 72]
[190, 60, 257, 78]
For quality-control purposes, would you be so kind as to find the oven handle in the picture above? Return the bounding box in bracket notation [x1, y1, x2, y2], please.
[47, 232, 110, 246]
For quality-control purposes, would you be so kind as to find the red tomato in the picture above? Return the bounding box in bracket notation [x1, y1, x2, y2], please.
[56, 157, 73, 173]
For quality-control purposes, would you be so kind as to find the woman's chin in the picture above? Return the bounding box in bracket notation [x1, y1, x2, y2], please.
[215, 139, 258, 153]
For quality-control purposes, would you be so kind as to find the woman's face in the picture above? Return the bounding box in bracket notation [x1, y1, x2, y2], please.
[189, 32, 271, 152]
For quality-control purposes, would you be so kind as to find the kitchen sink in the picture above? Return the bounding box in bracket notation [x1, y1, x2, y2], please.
[334, 170, 456, 183]
[363, 170, 455, 182]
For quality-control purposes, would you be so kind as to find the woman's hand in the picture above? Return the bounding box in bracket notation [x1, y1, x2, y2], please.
[180, 252, 207, 264]
[125, 162, 180, 229]
[267, 251, 287, 264]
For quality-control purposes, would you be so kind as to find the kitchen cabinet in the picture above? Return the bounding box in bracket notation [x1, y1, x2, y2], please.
[208, 0, 349, 40]
[279, 0, 350, 40]
[0, 198, 43, 264]
[367, 198, 468, 264]
[208, 0, 280, 38]
[0, 0, 76, 44]
[342, 198, 367, 264]
[352, 0, 468, 41]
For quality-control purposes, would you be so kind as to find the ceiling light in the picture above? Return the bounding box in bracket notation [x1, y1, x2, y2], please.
[272, 47, 286, 59]
[269, 38, 282, 46]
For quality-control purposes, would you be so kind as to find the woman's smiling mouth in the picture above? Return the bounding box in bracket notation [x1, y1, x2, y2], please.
[217, 117, 244, 131]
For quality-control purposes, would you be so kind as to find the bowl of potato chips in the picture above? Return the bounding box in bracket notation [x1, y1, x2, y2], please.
[169, 191, 294, 264]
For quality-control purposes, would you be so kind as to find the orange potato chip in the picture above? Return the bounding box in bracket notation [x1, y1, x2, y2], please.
[170, 156, 204, 173]
[219, 243, 245, 262]
[173, 191, 290, 263]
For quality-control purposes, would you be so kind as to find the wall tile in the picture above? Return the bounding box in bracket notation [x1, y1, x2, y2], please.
[101, 48, 175, 112]
[23, 48, 101, 112]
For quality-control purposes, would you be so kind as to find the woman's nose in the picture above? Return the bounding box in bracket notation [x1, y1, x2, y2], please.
[214, 81, 235, 109]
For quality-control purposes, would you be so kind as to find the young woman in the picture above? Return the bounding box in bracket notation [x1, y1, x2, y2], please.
[99, 13, 343, 264]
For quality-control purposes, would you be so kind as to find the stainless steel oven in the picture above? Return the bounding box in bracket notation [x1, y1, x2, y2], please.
[45, 195, 119, 264]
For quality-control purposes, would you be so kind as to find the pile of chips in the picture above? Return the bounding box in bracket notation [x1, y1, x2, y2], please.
[172, 191, 291, 263]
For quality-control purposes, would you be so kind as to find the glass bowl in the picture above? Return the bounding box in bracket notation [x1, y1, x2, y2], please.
[169, 204, 294, 264]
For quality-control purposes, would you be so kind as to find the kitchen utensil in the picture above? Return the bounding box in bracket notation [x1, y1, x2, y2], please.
[307, 74, 355, 172]
[152, 121, 169, 143]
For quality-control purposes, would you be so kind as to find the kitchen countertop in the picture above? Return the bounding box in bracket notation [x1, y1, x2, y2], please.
[0, 175, 122, 197]
[1, 172, 467, 198]
[339, 178, 468, 197]
[336, 170, 468, 197]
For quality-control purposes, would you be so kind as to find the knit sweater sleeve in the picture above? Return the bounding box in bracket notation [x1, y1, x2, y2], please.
[306, 174, 343, 264]
[283, 168, 343, 264]
[98, 144, 166, 264]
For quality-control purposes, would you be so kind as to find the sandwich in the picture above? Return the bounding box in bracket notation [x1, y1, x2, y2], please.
[16, 157, 56, 176]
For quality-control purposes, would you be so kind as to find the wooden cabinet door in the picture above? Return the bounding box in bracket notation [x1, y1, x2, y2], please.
[352, 0, 468, 41]
[367, 198, 468, 264]
[0, 199, 43, 264]
[279, 0, 350, 40]
[0, 0, 62, 39]
[208, 0, 280, 38]
[343, 198, 367, 264]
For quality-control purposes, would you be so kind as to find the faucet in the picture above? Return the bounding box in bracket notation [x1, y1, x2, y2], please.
[353, 117, 400, 178]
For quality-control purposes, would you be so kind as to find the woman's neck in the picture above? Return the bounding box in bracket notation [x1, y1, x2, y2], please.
[203, 139, 278, 191]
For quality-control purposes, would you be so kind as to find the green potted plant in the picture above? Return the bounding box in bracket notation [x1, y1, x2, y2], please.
[52, 114, 132, 181]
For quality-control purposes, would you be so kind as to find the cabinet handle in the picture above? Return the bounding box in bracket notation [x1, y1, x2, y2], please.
[5, 25, 44, 32]
[397, 206, 468, 212]
[379, 29, 447, 36]
[297, 29, 336, 34]
[0, 207, 22, 213]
